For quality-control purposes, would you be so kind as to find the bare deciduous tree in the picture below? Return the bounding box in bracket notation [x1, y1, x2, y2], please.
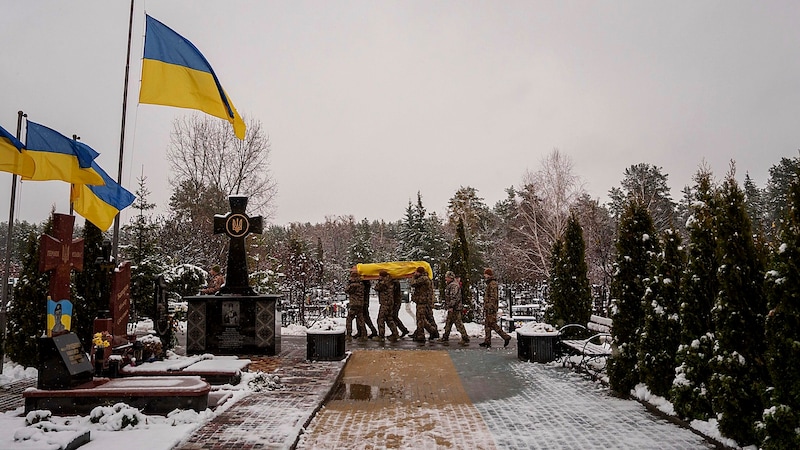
[167, 114, 277, 217]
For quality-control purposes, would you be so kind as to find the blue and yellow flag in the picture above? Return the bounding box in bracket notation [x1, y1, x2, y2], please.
[71, 161, 135, 232]
[140, 15, 246, 140]
[24, 121, 103, 185]
[0, 123, 35, 178]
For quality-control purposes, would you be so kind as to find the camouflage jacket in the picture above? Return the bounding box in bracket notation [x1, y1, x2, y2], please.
[410, 273, 433, 305]
[374, 275, 394, 307]
[445, 279, 462, 310]
[346, 277, 365, 308]
[484, 277, 499, 314]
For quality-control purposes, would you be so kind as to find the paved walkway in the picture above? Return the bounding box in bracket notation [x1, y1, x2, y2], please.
[0, 336, 726, 449]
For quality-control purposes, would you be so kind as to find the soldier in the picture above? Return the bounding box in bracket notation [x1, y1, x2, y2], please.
[391, 279, 410, 337]
[440, 271, 469, 346]
[361, 279, 379, 339]
[410, 266, 439, 342]
[345, 269, 367, 341]
[480, 268, 511, 348]
[374, 270, 400, 342]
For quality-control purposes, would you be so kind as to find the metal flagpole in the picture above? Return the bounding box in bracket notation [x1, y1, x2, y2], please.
[112, 0, 136, 263]
[0, 110, 26, 373]
[70, 134, 80, 216]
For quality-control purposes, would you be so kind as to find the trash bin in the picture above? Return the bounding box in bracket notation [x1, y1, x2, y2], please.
[516, 328, 558, 363]
[307, 330, 346, 361]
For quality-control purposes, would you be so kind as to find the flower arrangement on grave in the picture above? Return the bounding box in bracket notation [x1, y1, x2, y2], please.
[138, 334, 163, 361]
[92, 332, 112, 349]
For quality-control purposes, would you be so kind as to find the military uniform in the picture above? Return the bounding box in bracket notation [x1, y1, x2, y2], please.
[374, 272, 399, 341]
[391, 280, 410, 336]
[481, 270, 511, 347]
[345, 272, 367, 340]
[410, 270, 438, 341]
[441, 275, 469, 345]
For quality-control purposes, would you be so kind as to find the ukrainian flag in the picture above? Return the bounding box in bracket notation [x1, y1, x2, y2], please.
[24, 121, 103, 186]
[71, 161, 135, 232]
[0, 123, 35, 178]
[140, 15, 246, 140]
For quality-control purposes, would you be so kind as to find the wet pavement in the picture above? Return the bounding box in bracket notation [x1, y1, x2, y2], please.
[1, 336, 726, 449]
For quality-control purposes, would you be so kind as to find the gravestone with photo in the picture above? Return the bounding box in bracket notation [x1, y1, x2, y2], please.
[37, 331, 93, 389]
[185, 196, 282, 356]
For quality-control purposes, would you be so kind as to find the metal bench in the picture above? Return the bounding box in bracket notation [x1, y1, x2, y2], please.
[557, 314, 613, 378]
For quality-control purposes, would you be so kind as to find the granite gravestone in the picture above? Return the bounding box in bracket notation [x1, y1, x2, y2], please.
[110, 261, 131, 345]
[185, 196, 281, 356]
[37, 332, 93, 389]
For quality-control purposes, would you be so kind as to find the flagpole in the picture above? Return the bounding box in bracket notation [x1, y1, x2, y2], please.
[112, 0, 135, 262]
[0, 110, 25, 374]
[70, 134, 80, 216]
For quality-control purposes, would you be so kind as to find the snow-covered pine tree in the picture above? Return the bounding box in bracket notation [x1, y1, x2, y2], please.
[6, 215, 52, 367]
[121, 175, 165, 319]
[348, 218, 374, 264]
[638, 228, 684, 398]
[546, 214, 591, 329]
[761, 168, 800, 449]
[544, 238, 565, 327]
[671, 167, 717, 421]
[708, 167, 768, 446]
[608, 199, 657, 394]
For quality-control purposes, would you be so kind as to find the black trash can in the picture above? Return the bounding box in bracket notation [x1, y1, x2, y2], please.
[516, 332, 533, 361]
[307, 331, 346, 361]
[517, 330, 558, 363]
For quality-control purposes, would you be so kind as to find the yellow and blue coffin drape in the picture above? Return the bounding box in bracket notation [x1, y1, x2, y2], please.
[0, 123, 34, 177]
[71, 160, 135, 232]
[23, 121, 103, 186]
[140, 15, 246, 140]
[356, 261, 433, 280]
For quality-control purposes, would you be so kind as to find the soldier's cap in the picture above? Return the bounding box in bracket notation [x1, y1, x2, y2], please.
[379, 269, 389, 277]
[415, 266, 426, 274]
[445, 271, 455, 279]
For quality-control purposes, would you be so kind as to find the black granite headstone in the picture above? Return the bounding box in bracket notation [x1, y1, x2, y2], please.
[37, 333, 93, 389]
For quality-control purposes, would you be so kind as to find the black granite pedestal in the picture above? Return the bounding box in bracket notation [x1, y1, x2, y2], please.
[184, 294, 282, 356]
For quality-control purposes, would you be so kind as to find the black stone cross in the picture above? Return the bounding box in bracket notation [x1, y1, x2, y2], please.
[213, 196, 263, 295]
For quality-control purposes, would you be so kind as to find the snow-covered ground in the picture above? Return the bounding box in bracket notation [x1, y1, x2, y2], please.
[0, 299, 744, 449]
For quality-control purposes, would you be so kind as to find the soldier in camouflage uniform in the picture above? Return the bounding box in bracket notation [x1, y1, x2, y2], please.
[480, 268, 511, 348]
[374, 270, 400, 341]
[345, 269, 367, 341]
[440, 271, 469, 345]
[410, 266, 439, 342]
[391, 280, 410, 337]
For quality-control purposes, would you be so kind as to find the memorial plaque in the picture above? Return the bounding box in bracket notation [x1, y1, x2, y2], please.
[37, 333, 93, 389]
[185, 295, 281, 356]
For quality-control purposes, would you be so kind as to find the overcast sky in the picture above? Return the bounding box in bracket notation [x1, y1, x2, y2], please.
[2, 1, 799, 228]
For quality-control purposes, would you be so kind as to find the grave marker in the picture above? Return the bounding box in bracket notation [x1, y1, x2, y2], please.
[39, 213, 83, 303]
[213, 196, 262, 295]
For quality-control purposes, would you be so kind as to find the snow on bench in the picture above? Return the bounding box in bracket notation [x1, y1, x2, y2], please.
[557, 314, 613, 377]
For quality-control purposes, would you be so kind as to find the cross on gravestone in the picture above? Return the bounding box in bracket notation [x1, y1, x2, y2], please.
[39, 213, 84, 303]
[213, 196, 263, 295]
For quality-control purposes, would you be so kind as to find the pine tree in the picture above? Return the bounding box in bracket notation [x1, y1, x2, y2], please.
[761, 168, 800, 449]
[348, 218, 374, 264]
[708, 167, 768, 446]
[544, 238, 564, 327]
[121, 175, 165, 319]
[671, 167, 718, 421]
[74, 222, 107, 349]
[639, 228, 684, 397]
[5, 216, 52, 367]
[447, 218, 474, 321]
[607, 199, 657, 394]
[546, 214, 592, 329]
